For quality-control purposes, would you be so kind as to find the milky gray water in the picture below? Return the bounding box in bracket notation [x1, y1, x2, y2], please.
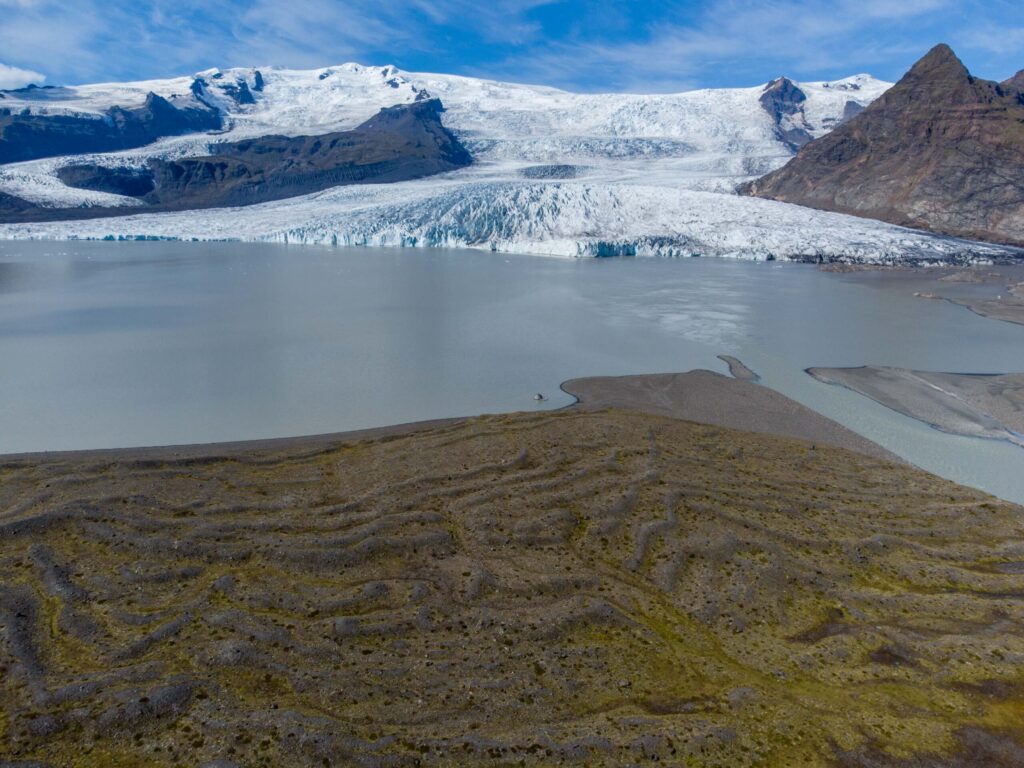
[2, 241, 1023, 503]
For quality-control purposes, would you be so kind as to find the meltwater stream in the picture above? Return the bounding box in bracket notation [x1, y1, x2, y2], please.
[1, 241, 1023, 503]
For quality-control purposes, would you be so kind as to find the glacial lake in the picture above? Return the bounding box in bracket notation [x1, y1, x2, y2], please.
[2, 240, 1024, 504]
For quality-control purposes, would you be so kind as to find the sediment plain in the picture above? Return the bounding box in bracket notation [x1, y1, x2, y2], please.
[1, 374, 1024, 767]
[923, 268, 1024, 327]
[809, 366, 1024, 448]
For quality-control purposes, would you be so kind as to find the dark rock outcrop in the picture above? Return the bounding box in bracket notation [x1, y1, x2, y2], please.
[0, 92, 222, 165]
[759, 77, 813, 151]
[519, 164, 589, 179]
[741, 45, 1024, 247]
[56, 165, 155, 197]
[0, 189, 36, 214]
[3, 99, 472, 222]
[841, 100, 865, 122]
[220, 78, 256, 105]
[142, 98, 470, 209]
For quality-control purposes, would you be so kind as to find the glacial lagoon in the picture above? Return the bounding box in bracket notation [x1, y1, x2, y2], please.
[2, 240, 1023, 503]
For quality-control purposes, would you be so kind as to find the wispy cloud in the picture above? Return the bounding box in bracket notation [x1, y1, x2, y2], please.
[957, 24, 1024, 58]
[0, 0, 1018, 91]
[0, 0, 559, 84]
[0, 62, 44, 89]
[222, 0, 561, 68]
[482, 0, 958, 91]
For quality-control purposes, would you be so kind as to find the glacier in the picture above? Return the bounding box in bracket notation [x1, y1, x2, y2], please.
[0, 63, 1015, 263]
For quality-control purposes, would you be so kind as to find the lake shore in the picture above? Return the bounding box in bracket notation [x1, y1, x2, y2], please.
[823, 262, 1024, 327]
[918, 276, 1024, 327]
[1, 369, 895, 465]
[5, 241, 1024, 502]
[561, 369, 895, 461]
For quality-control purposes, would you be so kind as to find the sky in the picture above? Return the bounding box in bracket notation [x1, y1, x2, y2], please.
[0, 0, 1021, 92]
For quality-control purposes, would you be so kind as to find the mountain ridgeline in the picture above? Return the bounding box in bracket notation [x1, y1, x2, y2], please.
[0, 85, 226, 165]
[741, 45, 1024, 247]
[148, 98, 471, 208]
[2, 56, 1021, 260]
[1, 99, 472, 221]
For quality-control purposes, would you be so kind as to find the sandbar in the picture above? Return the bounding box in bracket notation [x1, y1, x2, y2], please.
[809, 365, 1024, 447]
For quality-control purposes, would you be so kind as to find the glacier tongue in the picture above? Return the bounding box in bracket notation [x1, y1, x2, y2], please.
[0, 177, 1010, 264]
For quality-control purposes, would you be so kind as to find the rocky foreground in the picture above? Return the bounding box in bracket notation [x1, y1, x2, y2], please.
[2, 384, 1024, 766]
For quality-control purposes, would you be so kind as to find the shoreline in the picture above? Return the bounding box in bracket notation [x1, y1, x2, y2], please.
[561, 370, 896, 461]
[1, 368, 896, 465]
[823, 262, 1024, 327]
[920, 291, 1024, 327]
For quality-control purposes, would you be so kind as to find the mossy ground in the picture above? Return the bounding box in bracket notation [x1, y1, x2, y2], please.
[1, 409, 1023, 766]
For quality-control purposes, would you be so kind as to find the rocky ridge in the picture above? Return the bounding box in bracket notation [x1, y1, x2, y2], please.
[0, 88, 223, 165]
[741, 45, 1024, 247]
[0, 99, 472, 219]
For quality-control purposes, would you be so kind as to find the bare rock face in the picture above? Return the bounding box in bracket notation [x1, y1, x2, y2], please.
[741, 44, 1024, 247]
[0, 189, 35, 214]
[759, 77, 813, 151]
[56, 164, 156, 197]
[841, 100, 865, 122]
[142, 98, 471, 209]
[7, 99, 472, 221]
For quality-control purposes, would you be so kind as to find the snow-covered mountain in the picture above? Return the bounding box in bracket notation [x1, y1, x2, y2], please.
[0, 62, 1014, 262]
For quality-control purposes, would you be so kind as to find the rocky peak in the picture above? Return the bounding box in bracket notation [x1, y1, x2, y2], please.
[907, 43, 971, 80]
[759, 77, 812, 152]
[1002, 69, 1024, 92]
[762, 77, 806, 105]
[740, 44, 1024, 248]
[220, 78, 256, 106]
[357, 97, 446, 131]
[878, 43, 983, 108]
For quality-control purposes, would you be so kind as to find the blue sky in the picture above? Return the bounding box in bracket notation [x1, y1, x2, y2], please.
[0, 0, 1021, 92]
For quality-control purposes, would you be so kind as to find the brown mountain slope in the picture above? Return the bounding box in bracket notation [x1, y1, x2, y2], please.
[740, 44, 1024, 247]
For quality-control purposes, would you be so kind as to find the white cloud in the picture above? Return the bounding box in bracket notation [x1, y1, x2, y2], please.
[223, 0, 559, 69]
[957, 25, 1024, 57]
[0, 0, 562, 84]
[0, 0, 1016, 92]
[0, 62, 44, 89]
